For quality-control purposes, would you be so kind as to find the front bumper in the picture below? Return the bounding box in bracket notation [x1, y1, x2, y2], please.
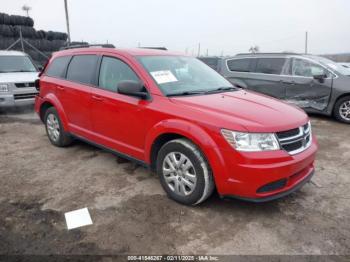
[0, 92, 37, 107]
[215, 137, 318, 201]
[224, 169, 314, 202]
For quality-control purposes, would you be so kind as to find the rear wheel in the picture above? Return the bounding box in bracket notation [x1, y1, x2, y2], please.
[156, 138, 215, 205]
[44, 107, 72, 147]
[334, 96, 350, 124]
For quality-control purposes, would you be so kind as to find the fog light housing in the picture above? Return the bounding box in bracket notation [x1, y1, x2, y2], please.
[0, 84, 9, 92]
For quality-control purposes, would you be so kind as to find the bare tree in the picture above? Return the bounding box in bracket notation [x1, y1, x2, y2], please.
[249, 45, 260, 53]
[22, 5, 31, 17]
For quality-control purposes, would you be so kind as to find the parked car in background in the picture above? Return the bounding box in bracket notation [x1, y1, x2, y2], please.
[0, 50, 39, 107]
[339, 62, 350, 69]
[199, 53, 350, 124]
[35, 46, 317, 205]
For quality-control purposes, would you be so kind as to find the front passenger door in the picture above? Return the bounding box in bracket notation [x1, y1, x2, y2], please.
[284, 58, 333, 111]
[90, 56, 149, 160]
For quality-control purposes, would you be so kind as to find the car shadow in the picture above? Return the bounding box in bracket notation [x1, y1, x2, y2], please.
[0, 104, 35, 116]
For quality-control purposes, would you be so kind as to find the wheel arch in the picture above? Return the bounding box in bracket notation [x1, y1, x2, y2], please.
[39, 101, 54, 121]
[145, 119, 226, 186]
[334, 93, 350, 106]
[333, 93, 350, 114]
[39, 94, 69, 130]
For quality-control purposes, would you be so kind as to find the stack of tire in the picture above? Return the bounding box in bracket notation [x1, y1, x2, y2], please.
[0, 13, 68, 66]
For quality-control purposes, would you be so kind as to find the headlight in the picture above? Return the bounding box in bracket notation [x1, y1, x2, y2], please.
[221, 129, 280, 152]
[0, 84, 8, 92]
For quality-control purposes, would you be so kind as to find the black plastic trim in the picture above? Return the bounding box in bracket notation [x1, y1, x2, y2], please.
[70, 133, 149, 168]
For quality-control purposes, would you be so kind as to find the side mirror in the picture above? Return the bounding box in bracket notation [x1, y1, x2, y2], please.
[313, 74, 326, 83]
[117, 80, 149, 99]
[37, 66, 43, 71]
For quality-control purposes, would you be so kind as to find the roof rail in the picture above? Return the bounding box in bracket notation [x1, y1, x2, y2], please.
[236, 52, 300, 56]
[139, 47, 167, 51]
[60, 44, 115, 50]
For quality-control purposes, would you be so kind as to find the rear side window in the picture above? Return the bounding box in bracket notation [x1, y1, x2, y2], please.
[199, 58, 219, 71]
[45, 56, 71, 78]
[227, 58, 252, 72]
[66, 55, 98, 85]
[255, 58, 285, 75]
[98, 56, 139, 92]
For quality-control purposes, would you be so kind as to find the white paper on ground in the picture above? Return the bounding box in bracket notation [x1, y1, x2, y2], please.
[64, 207, 93, 230]
[150, 70, 178, 84]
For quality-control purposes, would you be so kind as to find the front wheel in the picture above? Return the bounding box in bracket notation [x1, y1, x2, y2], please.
[334, 96, 350, 124]
[156, 138, 215, 205]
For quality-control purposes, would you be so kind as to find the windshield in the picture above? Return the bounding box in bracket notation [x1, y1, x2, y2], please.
[310, 56, 350, 76]
[138, 56, 234, 96]
[0, 56, 37, 73]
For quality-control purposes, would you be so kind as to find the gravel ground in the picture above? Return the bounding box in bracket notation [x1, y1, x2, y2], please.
[0, 106, 349, 257]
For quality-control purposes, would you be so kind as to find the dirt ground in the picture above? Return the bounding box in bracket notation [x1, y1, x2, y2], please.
[0, 106, 349, 256]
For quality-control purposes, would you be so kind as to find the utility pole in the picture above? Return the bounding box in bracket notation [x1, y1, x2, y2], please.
[64, 0, 71, 45]
[305, 31, 308, 54]
[197, 43, 201, 57]
[19, 27, 24, 52]
[206, 49, 208, 56]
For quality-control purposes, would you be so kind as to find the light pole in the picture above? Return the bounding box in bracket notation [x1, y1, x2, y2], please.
[64, 0, 71, 45]
[305, 31, 308, 54]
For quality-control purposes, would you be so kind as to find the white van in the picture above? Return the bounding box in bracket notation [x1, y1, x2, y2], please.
[0, 50, 39, 107]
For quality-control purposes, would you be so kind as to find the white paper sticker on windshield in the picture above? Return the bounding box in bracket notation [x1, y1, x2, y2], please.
[150, 70, 178, 84]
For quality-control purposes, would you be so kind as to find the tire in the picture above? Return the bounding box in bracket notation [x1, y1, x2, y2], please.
[333, 96, 350, 124]
[44, 107, 73, 147]
[156, 138, 215, 205]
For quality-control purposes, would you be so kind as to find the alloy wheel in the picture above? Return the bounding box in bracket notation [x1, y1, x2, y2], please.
[162, 152, 197, 196]
[339, 100, 350, 121]
[46, 113, 60, 142]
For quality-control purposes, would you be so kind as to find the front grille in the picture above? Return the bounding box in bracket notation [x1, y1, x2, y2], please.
[13, 92, 38, 100]
[15, 82, 35, 88]
[276, 128, 300, 139]
[276, 122, 312, 155]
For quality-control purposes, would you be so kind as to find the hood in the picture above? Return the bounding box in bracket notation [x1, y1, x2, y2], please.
[170, 90, 308, 132]
[0, 72, 39, 83]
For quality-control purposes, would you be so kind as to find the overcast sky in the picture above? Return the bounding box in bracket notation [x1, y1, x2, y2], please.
[2, 0, 350, 56]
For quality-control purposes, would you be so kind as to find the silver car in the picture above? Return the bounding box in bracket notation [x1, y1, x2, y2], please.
[0, 50, 39, 107]
[199, 54, 350, 124]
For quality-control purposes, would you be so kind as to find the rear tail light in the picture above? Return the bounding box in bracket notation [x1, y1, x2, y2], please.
[34, 79, 40, 91]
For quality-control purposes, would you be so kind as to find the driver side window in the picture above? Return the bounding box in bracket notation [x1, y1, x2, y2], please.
[98, 56, 139, 92]
[291, 58, 328, 77]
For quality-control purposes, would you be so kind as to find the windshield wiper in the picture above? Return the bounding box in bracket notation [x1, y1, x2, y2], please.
[167, 90, 206, 97]
[205, 86, 238, 94]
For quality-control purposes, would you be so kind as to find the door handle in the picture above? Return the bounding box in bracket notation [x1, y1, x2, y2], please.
[92, 95, 103, 101]
[57, 85, 65, 90]
[280, 80, 295, 85]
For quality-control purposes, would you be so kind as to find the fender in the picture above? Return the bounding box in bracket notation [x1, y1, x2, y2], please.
[144, 119, 227, 190]
[41, 93, 70, 131]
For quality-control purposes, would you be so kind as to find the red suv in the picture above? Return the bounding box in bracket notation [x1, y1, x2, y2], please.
[35, 46, 318, 205]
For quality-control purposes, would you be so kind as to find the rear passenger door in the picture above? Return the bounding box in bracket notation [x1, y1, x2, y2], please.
[224, 57, 289, 99]
[59, 54, 99, 136]
[90, 55, 148, 160]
